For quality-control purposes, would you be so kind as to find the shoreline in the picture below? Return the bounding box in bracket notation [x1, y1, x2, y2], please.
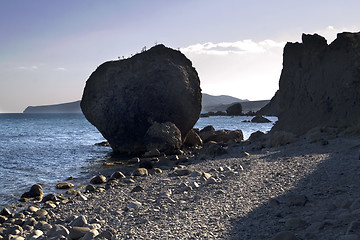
[1, 136, 360, 239]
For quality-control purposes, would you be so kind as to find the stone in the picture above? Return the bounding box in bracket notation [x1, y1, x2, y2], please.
[110, 171, 126, 179]
[199, 141, 227, 158]
[133, 168, 148, 177]
[85, 185, 96, 192]
[33, 209, 48, 218]
[27, 229, 43, 239]
[199, 129, 243, 144]
[143, 148, 161, 157]
[139, 159, 154, 169]
[56, 182, 74, 189]
[42, 193, 57, 202]
[0, 215, 6, 224]
[90, 175, 107, 184]
[0, 208, 11, 217]
[81, 229, 99, 240]
[21, 184, 43, 201]
[69, 226, 90, 239]
[272, 231, 298, 240]
[226, 103, 242, 116]
[35, 221, 52, 232]
[184, 129, 203, 147]
[81, 44, 201, 154]
[251, 115, 272, 123]
[127, 200, 142, 210]
[131, 185, 144, 193]
[47, 224, 69, 238]
[174, 168, 193, 176]
[144, 122, 182, 154]
[270, 32, 360, 136]
[70, 215, 87, 227]
[24, 217, 37, 227]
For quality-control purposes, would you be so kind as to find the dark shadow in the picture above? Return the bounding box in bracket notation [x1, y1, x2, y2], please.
[226, 137, 360, 239]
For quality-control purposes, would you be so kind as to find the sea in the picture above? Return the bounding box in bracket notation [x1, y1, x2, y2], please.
[0, 113, 277, 208]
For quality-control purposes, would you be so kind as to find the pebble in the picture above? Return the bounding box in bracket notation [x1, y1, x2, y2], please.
[127, 200, 142, 210]
[110, 171, 126, 179]
[69, 226, 91, 239]
[56, 182, 74, 189]
[90, 175, 107, 184]
[133, 168, 148, 177]
[47, 224, 69, 238]
[131, 185, 144, 192]
[174, 168, 193, 176]
[71, 215, 88, 227]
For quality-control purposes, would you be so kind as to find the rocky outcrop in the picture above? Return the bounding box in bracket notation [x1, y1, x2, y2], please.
[257, 91, 279, 116]
[226, 103, 242, 116]
[271, 32, 360, 136]
[81, 44, 202, 154]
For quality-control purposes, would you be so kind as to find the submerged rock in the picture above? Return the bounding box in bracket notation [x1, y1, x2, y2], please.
[81, 44, 201, 154]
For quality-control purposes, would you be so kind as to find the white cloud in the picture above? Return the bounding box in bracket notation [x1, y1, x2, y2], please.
[181, 39, 286, 100]
[180, 40, 286, 55]
[55, 67, 66, 71]
[17, 65, 38, 71]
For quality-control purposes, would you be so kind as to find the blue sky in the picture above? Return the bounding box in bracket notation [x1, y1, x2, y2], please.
[0, 0, 359, 112]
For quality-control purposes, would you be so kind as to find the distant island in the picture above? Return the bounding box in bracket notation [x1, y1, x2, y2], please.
[23, 93, 270, 114]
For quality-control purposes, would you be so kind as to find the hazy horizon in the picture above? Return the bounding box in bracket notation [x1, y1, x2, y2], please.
[1, 1, 359, 113]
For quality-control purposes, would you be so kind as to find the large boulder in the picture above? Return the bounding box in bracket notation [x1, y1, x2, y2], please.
[271, 32, 360, 136]
[81, 45, 202, 153]
[226, 102, 243, 116]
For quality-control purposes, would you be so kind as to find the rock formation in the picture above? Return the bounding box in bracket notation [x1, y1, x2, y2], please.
[271, 32, 360, 136]
[226, 102, 242, 116]
[81, 44, 201, 153]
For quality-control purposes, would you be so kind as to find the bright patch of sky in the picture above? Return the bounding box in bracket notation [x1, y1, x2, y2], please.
[0, 0, 359, 112]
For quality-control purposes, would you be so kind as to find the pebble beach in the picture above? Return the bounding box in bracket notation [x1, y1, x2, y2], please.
[1, 136, 360, 239]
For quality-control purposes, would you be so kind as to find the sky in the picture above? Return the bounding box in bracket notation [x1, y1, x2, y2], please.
[0, 1, 359, 113]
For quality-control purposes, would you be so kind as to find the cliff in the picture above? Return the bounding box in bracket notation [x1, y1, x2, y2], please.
[271, 32, 360, 136]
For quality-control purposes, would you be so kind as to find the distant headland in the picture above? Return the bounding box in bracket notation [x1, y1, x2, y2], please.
[23, 93, 270, 114]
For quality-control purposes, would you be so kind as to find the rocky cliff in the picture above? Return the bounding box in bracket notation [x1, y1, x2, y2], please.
[271, 32, 360, 136]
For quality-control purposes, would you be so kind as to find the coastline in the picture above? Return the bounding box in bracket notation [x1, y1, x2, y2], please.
[2, 136, 360, 239]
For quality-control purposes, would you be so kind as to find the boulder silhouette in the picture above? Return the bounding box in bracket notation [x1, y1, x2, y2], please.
[81, 45, 201, 153]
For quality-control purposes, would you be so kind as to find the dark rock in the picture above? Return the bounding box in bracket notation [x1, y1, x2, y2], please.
[69, 226, 90, 239]
[139, 160, 154, 169]
[133, 168, 148, 177]
[200, 125, 215, 133]
[271, 32, 360, 136]
[81, 44, 201, 154]
[1, 208, 11, 217]
[144, 122, 182, 154]
[183, 129, 203, 147]
[199, 129, 243, 143]
[94, 141, 110, 147]
[199, 141, 227, 158]
[110, 171, 126, 179]
[90, 175, 107, 184]
[42, 193, 57, 202]
[251, 116, 272, 123]
[131, 185, 144, 192]
[248, 131, 267, 142]
[21, 184, 43, 201]
[56, 182, 74, 189]
[226, 102, 242, 116]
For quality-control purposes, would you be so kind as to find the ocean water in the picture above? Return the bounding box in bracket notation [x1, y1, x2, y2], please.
[0, 113, 276, 207]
